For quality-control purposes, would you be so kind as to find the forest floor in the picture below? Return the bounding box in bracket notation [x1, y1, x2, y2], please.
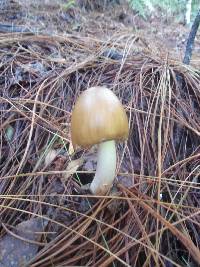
[0, 1, 200, 267]
[2, 0, 200, 61]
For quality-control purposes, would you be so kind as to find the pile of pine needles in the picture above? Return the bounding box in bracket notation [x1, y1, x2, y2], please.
[0, 32, 200, 267]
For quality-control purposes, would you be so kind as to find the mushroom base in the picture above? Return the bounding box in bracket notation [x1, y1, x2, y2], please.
[90, 140, 116, 195]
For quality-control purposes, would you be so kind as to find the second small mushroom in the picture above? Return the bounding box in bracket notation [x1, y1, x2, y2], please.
[71, 86, 129, 195]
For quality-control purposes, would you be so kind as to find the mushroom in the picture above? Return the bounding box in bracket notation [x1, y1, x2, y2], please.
[71, 86, 129, 195]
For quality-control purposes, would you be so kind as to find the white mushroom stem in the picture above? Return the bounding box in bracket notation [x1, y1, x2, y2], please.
[90, 140, 116, 195]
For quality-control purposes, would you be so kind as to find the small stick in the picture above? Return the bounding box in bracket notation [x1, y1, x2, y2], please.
[183, 9, 200, 65]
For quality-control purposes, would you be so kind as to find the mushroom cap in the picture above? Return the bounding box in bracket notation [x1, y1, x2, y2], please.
[71, 86, 129, 148]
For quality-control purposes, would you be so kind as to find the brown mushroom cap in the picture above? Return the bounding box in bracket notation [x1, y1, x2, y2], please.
[71, 86, 129, 148]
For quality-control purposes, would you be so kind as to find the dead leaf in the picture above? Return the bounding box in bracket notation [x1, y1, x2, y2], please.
[44, 149, 58, 167]
[82, 152, 97, 171]
[68, 141, 74, 155]
[62, 158, 84, 182]
[52, 155, 66, 171]
[5, 125, 14, 141]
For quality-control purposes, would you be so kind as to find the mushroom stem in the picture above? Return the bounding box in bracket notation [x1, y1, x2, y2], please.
[90, 140, 116, 195]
